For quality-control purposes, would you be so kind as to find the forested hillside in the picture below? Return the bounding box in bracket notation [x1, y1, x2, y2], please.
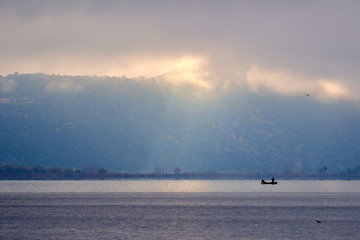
[1, 73, 359, 174]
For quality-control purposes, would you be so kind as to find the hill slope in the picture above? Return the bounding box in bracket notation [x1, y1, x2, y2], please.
[0, 73, 359, 173]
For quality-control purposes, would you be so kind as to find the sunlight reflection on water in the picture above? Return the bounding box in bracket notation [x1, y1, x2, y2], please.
[1, 180, 360, 193]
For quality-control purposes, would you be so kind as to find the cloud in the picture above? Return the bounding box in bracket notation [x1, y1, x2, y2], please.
[0, 79, 17, 93]
[244, 67, 356, 100]
[245, 67, 312, 96]
[317, 80, 352, 100]
[45, 78, 83, 92]
[1, 0, 360, 101]
[158, 56, 213, 90]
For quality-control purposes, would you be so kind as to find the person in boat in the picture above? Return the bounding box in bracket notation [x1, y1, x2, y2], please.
[261, 178, 277, 184]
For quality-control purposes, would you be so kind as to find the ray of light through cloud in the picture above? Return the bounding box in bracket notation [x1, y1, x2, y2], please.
[0, 0, 360, 101]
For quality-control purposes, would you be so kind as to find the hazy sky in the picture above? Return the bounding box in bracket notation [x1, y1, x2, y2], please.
[1, 0, 360, 100]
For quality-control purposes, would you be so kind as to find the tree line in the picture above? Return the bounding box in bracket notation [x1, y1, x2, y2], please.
[0, 163, 107, 174]
[1, 163, 360, 180]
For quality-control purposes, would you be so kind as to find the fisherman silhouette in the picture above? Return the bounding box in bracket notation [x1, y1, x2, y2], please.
[261, 177, 277, 185]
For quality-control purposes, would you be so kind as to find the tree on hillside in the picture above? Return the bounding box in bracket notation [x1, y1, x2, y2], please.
[97, 168, 108, 174]
[174, 167, 181, 175]
[318, 166, 328, 174]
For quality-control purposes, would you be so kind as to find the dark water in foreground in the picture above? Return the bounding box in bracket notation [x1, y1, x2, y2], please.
[1, 181, 360, 239]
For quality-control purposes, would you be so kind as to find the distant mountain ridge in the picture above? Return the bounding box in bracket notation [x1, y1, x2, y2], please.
[0, 73, 359, 174]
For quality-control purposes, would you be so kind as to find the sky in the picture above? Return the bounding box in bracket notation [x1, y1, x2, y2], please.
[1, 0, 360, 101]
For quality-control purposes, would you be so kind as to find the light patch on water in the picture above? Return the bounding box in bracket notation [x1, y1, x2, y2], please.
[1, 180, 360, 193]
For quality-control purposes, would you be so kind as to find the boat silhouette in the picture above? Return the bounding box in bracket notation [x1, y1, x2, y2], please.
[261, 178, 277, 185]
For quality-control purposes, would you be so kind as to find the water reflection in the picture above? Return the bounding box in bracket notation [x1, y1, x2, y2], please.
[0, 180, 359, 193]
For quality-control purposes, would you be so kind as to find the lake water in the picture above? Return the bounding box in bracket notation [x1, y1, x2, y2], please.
[1, 180, 360, 239]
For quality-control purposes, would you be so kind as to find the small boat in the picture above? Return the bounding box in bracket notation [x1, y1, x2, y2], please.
[261, 179, 277, 185]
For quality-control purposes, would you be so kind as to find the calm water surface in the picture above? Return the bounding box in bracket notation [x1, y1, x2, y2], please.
[1, 180, 360, 193]
[1, 180, 359, 239]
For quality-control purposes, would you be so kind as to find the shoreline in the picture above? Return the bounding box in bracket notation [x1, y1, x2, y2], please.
[1, 172, 359, 181]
